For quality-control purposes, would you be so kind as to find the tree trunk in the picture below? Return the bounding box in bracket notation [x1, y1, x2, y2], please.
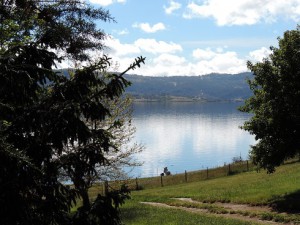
[80, 188, 90, 210]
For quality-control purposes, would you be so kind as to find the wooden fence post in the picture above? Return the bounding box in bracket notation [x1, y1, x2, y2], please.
[206, 167, 208, 179]
[247, 160, 249, 171]
[185, 170, 187, 182]
[160, 175, 163, 187]
[135, 177, 139, 190]
[104, 181, 109, 196]
[228, 164, 231, 175]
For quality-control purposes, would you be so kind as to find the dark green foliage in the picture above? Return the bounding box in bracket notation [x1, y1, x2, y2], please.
[240, 26, 300, 173]
[0, 1, 145, 224]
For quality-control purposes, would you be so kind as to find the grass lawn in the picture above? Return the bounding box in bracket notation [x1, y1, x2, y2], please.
[115, 160, 300, 224]
[121, 198, 260, 225]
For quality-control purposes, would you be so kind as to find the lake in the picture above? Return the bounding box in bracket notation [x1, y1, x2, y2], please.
[127, 101, 256, 178]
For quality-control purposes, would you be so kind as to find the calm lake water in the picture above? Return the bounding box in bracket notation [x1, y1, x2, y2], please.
[127, 102, 256, 178]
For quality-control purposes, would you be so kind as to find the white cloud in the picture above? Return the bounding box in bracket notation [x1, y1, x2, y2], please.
[164, 0, 182, 14]
[89, 0, 125, 6]
[57, 41, 274, 76]
[192, 51, 247, 75]
[191, 48, 247, 74]
[183, 0, 300, 26]
[134, 39, 182, 54]
[130, 50, 247, 76]
[133, 22, 166, 33]
[135, 54, 188, 76]
[102, 37, 250, 76]
[105, 37, 140, 56]
[192, 48, 217, 60]
[100, 37, 184, 75]
[113, 29, 129, 35]
[153, 53, 186, 65]
[104, 37, 182, 56]
[249, 47, 272, 62]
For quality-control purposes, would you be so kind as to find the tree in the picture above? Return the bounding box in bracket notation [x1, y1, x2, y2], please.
[94, 95, 144, 181]
[240, 26, 300, 173]
[0, 1, 145, 224]
[58, 87, 144, 183]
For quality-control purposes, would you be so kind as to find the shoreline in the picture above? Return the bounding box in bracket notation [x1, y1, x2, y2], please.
[131, 96, 246, 103]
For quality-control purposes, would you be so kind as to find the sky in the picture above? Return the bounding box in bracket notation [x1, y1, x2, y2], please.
[85, 0, 300, 76]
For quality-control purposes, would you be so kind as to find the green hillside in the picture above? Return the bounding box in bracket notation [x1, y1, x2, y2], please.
[57, 70, 253, 101]
[125, 72, 253, 101]
[119, 160, 300, 225]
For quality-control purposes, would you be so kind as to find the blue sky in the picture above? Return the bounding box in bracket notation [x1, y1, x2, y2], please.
[86, 0, 299, 76]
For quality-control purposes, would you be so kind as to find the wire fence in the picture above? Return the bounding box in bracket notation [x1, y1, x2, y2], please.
[93, 160, 258, 194]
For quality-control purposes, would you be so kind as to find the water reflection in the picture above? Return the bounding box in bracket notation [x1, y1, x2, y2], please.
[128, 102, 256, 177]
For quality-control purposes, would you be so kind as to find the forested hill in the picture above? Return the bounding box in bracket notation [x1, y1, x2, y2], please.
[124, 72, 253, 101]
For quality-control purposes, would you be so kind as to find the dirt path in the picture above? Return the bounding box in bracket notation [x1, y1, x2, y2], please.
[175, 198, 272, 213]
[141, 199, 295, 225]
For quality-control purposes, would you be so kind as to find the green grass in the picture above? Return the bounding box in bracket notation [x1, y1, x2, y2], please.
[89, 160, 300, 224]
[121, 198, 259, 225]
[128, 161, 300, 206]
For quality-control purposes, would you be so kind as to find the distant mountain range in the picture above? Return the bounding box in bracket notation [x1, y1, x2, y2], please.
[124, 72, 254, 102]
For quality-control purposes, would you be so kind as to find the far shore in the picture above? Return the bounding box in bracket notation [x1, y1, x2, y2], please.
[131, 95, 246, 103]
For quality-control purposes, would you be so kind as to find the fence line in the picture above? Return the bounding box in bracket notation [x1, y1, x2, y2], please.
[98, 160, 256, 193]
